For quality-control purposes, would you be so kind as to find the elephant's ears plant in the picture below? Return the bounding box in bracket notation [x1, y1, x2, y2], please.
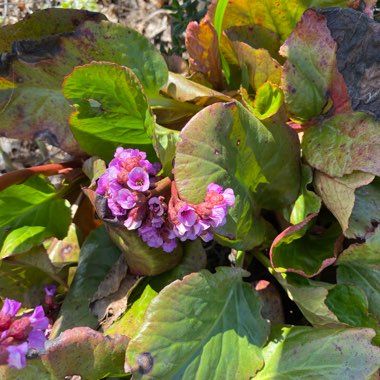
[0, 1, 380, 378]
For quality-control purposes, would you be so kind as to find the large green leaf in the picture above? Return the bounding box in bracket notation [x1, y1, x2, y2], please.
[270, 214, 341, 277]
[280, 9, 339, 121]
[63, 62, 156, 161]
[325, 284, 380, 343]
[208, 0, 349, 43]
[126, 267, 270, 379]
[302, 112, 380, 177]
[0, 176, 71, 256]
[50, 226, 121, 338]
[255, 325, 380, 379]
[337, 229, 380, 320]
[174, 101, 300, 249]
[0, 19, 167, 156]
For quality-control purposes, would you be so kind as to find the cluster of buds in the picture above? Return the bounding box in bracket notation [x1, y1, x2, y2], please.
[0, 298, 49, 369]
[96, 147, 235, 252]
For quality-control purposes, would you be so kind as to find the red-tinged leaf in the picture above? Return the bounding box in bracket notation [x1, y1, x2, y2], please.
[42, 327, 128, 378]
[302, 112, 380, 177]
[280, 9, 344, 121]
[270, 213, 342, 277]
[185, 16, 224, 90]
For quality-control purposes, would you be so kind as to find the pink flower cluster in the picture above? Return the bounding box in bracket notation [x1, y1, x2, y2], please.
[96, 148, 235, 252]
[0, 298, 49, 369]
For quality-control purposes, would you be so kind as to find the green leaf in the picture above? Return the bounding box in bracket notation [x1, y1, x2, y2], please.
[256, 325, 380, 379]
[280, 9, 339, 121]
[126, 267, 270, 379]
[0, 226, 48, 258]
[208, 0, 349, 43]
[0, 247, 66, 307]
[314, 171, 375, 234]
[270, 214, 341, 277]
[337, 229, 380, 320]
[231, 43, 281, 91]
[0, 8, 106, 51]
[63, 62, 156, 161]
[174, 101, 300, 249]
[50, 226, 121, 338]
[302, 113, 380, 177]
[252, 82, 284, 120]
[0, 19, 167, 156]
[346, 177, 380, 238]
[153, 124, 179, 176]
[288, 165, 321, 225]
[268, 270, 343, 327]
[325, 284, 380, 343]
[105, 239, 206, 339]
[0, 176, 55, 228]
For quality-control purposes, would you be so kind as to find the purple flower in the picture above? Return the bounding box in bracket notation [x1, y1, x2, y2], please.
[6, 342, 28, 369]
[127, 167, 150, 192]
[27, 330, 46, 350]
[177, 205, 197, 227]
[1, 299, 22, 319]
[138, 225, 163, 248]
[115, 188, 137, 210]
[28, 306, 49, 330]
[44, 285, 56, 298]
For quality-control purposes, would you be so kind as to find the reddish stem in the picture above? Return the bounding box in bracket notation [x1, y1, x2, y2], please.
[0, 161, 82, 191]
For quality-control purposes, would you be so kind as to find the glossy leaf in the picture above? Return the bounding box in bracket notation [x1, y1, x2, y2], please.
[314, 171, 375, 233]
[303, 113, 380, 177]
[270, 214, 341, 277]
[0, 19, 167, 156]
[337, 229, 380, 320]
[280, 9, 339, 121]
[252, 82, 284, 120]
[325, 284, 380, 342]
[174, 101, 300, 249]
[126, 267, 270, 379]
[63, 62, 156, 161]
[256, 325, 380, 379]
[50, 226, 121, 338]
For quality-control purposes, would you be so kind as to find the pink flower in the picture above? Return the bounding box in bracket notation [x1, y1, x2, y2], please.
[127, 167, 150, 192]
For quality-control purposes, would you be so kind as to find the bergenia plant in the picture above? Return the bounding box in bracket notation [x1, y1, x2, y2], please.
[0, 1, 379, 378]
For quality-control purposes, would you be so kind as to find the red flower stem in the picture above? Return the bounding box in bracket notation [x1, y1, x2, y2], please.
[0, 161, 82, 191]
